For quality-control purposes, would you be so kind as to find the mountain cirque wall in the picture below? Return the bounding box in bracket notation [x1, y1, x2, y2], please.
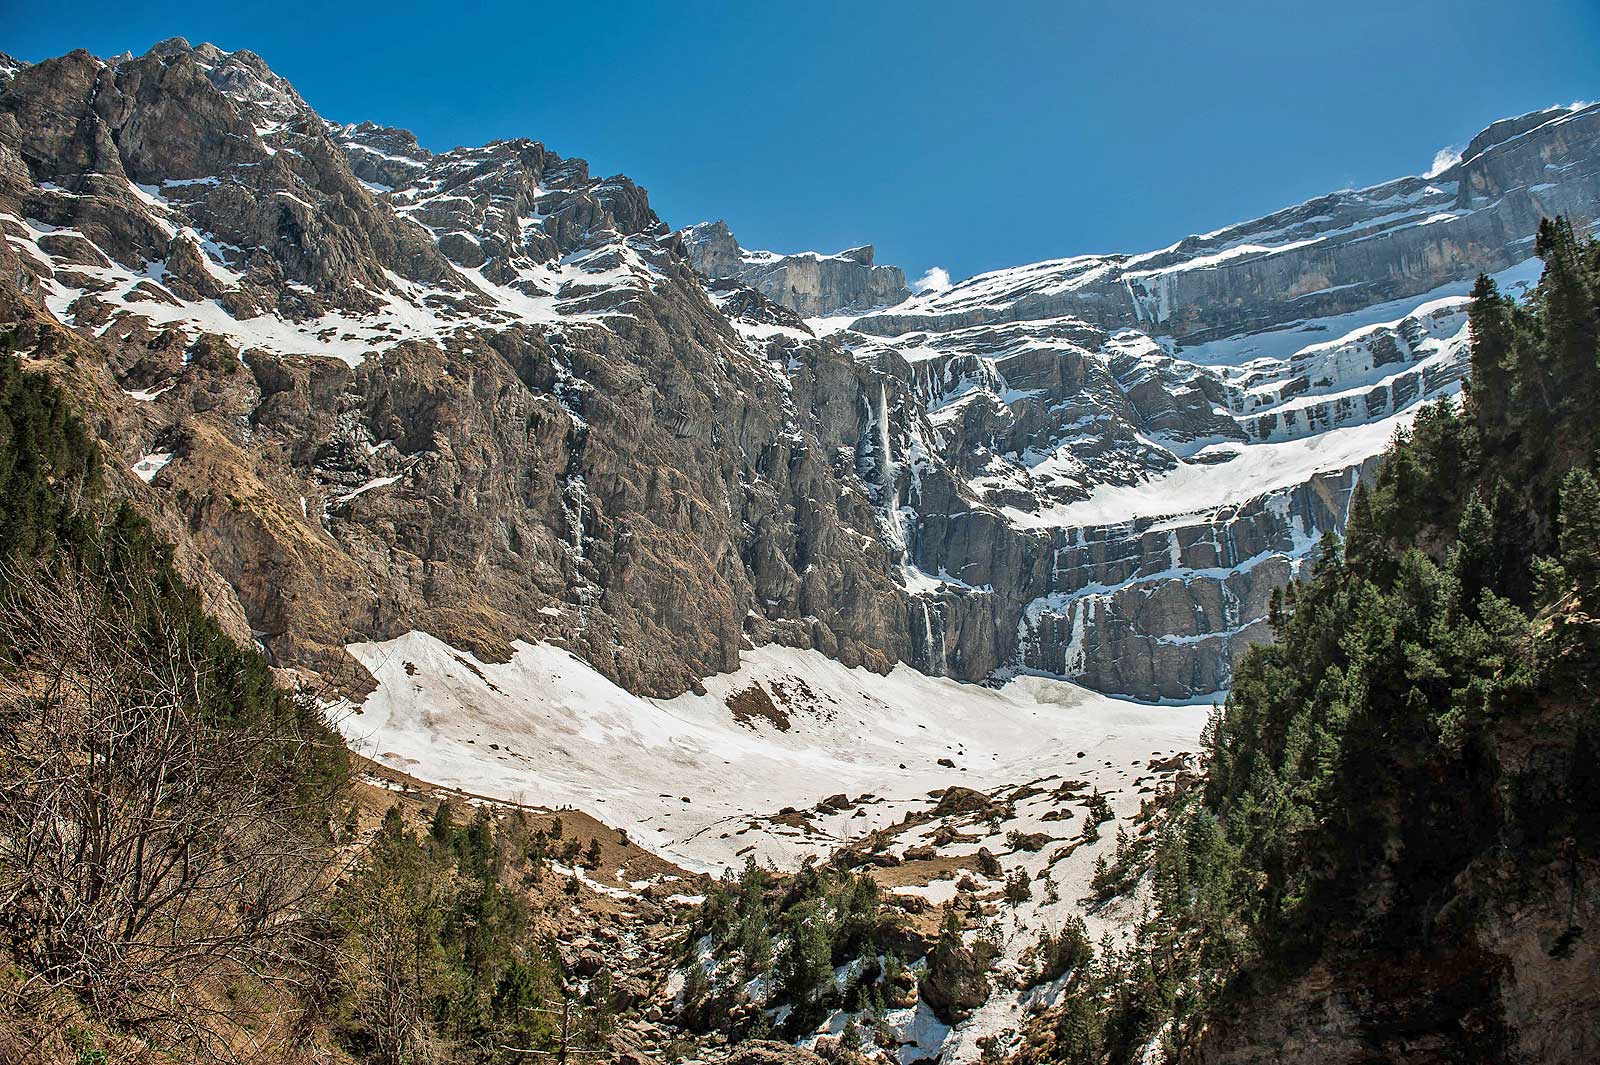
[848, 103, 1600, 345]
[819, 102, 1600, 698]
[3, 39, 1598, 702]
[0, 40, 989, 697]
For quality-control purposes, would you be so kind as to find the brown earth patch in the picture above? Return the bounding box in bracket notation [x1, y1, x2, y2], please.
[726, 684, 791, 731]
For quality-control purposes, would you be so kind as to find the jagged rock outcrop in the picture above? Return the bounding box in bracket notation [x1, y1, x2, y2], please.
[920, 934, 994, 1024]
[335, 121, 431, 190]
[681, 219, 911, 316]
[0, 39, 996, 699]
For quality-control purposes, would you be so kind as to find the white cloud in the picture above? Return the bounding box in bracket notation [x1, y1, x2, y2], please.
[913, 266, 951, 293]
[1426, 145, 1463, 177]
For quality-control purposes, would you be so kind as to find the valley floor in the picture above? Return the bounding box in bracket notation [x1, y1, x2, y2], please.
[337, 634, 1214, 1060]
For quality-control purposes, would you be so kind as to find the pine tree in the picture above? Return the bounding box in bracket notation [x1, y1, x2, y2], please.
[431, 801, 456, 846]
[1510, 234, 1558, 443]
[1343, 481, 1381, 576]
[1090, 854, 1111, 895]
[1467, 273, 1517, 453]
[1536, 218, 1600, 444]
[1080, 811, 1102, 845]
[776, 903, 833, 1015]
[1558, 467, 1600, 601]
[679, 960, 710, 1021]
[1452, 492, 1496, 613]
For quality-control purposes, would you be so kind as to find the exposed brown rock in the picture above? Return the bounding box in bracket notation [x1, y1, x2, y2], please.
[727, 685, 791, 731]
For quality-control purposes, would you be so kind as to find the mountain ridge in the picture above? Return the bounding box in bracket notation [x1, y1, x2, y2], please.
[3, 38, 1597, 705]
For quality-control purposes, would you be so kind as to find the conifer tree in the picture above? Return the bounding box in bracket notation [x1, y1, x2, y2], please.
[1558, 467, 1600, 600]
[1466, 273, 1521, 453]
[1536, 218, 1600, 443]
[1343, 481, 1380, 575]
[1452, 492, 1496, 613]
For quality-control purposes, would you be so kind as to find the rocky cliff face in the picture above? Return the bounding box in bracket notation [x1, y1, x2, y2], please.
[813, 103, 1600, 699]
[2, 39, 1597, 703]
[681, 219, 911, 316]
[850, 105, 1600, 345]
[0, 39, 972, 699]
[826, 282, 1500, 698]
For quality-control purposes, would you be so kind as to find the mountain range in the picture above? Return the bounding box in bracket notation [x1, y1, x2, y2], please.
[2, 37, 1598, 1064]
[5, 42, 1595, 704]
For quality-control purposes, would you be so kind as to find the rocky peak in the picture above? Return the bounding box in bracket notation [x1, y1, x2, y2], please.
[1453, 101, 1600, 209]
[388, 136, 670, 291]
[681, 219, 911, 316]
[334, 121, 432, 190]
[0, 42, 465, 318]
[144, 37, 315, 134]
[680, 219, 742, 275]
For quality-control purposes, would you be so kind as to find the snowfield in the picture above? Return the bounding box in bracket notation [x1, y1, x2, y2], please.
[339, 632, 1214, 1060]
[339, 632, 1211, 877]
[1008, 409, 1405, 529]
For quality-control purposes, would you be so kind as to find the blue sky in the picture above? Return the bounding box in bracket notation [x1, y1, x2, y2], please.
[9, 1, 1598, 286]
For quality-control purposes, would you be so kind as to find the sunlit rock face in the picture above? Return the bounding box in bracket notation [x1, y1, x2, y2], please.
[681, 219, 911, 316]
[3, 37, 1596, 701]
[819, 104, 1598, 698]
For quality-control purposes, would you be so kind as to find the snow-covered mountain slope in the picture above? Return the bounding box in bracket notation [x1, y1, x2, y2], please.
[342, 632, 1208, 875]
[801, 105, 1597, 698]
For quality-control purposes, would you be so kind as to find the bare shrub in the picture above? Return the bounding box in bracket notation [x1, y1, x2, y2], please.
[0, 550, 347, 1052]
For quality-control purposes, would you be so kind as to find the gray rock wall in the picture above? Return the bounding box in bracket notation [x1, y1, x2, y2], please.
[682, 220, 911, 316]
